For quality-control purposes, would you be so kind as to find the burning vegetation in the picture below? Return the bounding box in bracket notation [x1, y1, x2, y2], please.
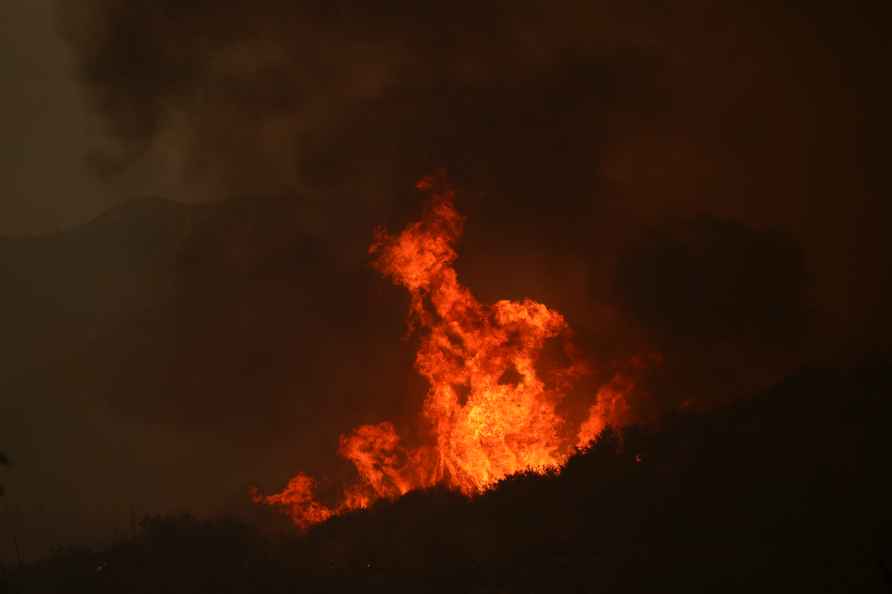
[253, 175, 647, 528]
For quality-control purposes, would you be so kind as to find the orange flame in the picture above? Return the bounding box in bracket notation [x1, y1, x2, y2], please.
[254, 175, 644, 527]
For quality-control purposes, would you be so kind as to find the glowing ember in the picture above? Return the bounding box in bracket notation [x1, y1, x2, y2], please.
[254, 175, 639, 528]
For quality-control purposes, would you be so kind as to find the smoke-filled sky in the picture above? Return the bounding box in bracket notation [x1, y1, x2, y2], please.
[1, 0, 889, 561]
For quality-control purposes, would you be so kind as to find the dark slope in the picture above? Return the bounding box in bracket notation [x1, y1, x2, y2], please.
[5, 357, 890, 593]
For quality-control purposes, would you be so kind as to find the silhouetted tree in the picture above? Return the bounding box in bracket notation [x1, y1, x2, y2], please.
[0, 451, 8, 497]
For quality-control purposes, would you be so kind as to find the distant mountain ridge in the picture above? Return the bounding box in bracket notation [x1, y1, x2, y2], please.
[0, 192, 408, 447]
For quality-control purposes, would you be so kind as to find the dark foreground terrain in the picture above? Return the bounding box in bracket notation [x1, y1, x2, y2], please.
[4, 357, 891, 593]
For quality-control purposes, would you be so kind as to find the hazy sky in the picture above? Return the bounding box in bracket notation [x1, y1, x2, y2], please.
[1, 1, 110, 235]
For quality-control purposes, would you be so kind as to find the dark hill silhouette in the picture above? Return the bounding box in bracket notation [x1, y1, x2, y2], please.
[4, 357, 890, 593]
[0, 195, 409, 425]
[0, 194, 407, 437]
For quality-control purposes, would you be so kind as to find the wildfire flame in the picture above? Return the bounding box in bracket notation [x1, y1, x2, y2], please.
[254, 175, 643, 528]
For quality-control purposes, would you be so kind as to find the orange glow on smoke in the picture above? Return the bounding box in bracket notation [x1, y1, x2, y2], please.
[254, 175, 643, 528]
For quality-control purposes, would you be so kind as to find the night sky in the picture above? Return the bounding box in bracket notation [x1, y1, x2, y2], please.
[2, 0, 889, 562]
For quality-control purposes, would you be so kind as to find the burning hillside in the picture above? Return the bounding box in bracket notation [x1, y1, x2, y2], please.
[254, 175, 647, 528]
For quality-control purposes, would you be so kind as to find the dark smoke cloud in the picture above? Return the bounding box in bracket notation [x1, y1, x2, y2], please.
[614, 216, 809, 348]
[55, 1, 888, 323]
[57, 1, 673, 239]
[608, 216, 813, 409]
